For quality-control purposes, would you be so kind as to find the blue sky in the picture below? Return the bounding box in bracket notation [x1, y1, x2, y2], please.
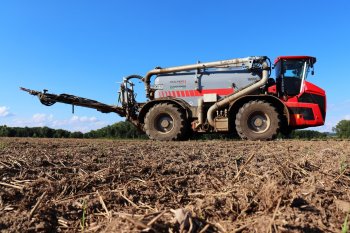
[0, 0, 349, 132]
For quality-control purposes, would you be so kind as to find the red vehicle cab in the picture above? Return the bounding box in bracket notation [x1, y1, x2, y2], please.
[268, 56, 326, 129]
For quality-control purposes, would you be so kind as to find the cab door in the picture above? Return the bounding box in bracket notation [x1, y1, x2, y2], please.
[276, 59, 307, 97]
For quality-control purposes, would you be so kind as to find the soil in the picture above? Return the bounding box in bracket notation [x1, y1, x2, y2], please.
[0, 138, 349, 232]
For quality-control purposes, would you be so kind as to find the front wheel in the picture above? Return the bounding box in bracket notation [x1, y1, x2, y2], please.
[235, 100, 280, 140]
[144, 103, 188, 141]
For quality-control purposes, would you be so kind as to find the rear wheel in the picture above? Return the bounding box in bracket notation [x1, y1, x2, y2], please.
[235, 100, 280, 140]
[144, 103, 188, 141]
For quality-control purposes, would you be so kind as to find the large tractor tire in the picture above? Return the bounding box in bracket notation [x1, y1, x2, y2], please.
[235, 100, 280, 140]
[144, 103, 188, 141]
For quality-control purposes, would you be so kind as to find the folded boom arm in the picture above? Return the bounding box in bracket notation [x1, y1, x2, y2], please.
[20, 87, 126, 117]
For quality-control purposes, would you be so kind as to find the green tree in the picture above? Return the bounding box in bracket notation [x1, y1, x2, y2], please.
[290, 130, 327, 139]
[70, 131, 84, 138]
[0, 125, 10, 137]
[0, 125, 74, 138]
[333, 120, 350, 138]
[82, 121, 146, 139]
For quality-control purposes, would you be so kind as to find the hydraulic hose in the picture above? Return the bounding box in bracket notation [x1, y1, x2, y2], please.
[206, 60, 270, 127]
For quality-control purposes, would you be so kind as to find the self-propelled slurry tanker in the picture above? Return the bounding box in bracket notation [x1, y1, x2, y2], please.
[22, 55, 326, 140]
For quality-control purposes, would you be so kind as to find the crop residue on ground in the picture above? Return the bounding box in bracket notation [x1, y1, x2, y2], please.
[0, 138, 349, 232]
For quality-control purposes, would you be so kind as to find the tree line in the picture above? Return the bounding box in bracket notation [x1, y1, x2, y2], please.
[0, 120, 350, 139]
[0, 121, 146, 139]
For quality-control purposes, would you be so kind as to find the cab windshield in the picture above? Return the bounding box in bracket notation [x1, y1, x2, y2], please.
[283, 60, 307, 80]
[275, 59, 308, 96]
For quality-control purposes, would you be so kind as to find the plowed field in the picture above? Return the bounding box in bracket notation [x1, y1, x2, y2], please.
[0, 138, 349, 232]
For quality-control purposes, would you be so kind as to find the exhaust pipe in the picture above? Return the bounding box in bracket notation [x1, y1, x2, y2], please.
[206, 60, 270, 127]
[143, 56, 267, 99]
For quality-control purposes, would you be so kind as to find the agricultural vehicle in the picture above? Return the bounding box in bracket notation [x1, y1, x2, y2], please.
[21, 55, 326, 140]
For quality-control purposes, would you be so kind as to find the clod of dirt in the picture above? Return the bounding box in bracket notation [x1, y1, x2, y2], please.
[335, 199, 350, 213]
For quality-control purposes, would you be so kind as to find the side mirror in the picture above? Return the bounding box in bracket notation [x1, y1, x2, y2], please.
[309, 58, 315, 75]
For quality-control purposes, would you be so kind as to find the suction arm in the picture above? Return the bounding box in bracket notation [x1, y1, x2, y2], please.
[20, 87, 126, 116]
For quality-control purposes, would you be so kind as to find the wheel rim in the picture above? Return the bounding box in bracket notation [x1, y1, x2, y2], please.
[247, 111, 271, 134]
[155, 113, 174, 133]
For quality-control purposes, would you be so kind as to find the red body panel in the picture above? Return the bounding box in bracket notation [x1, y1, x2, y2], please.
[267, 85, 277, 94]
[268, 81, 326, 128]
[274, 56, 316, 65]
[303, 81, 325, 96]
[158, 88, 234, 98]
[285, 102, 324, 127]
